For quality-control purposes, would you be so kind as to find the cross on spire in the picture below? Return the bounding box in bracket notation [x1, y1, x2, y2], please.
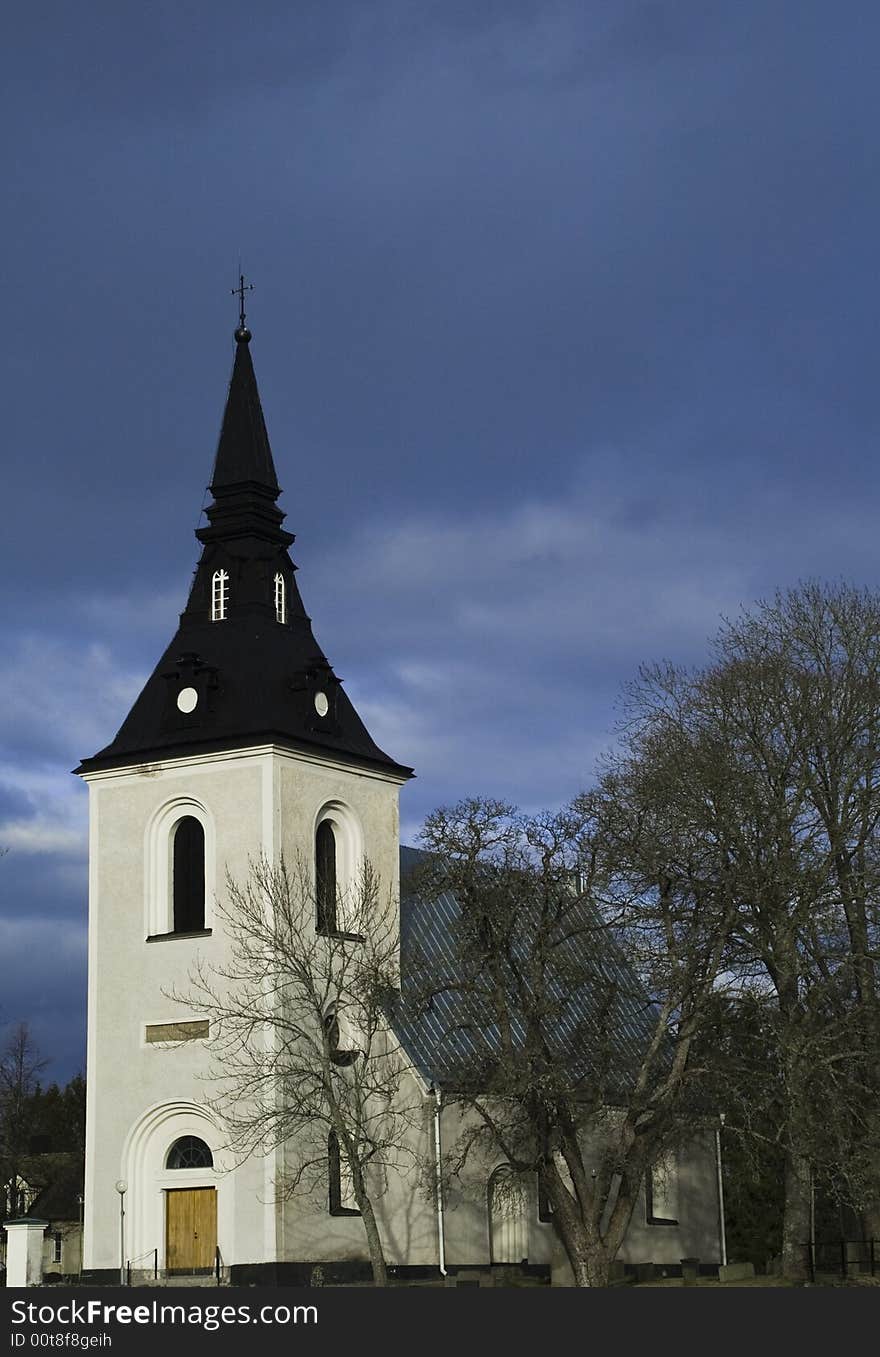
[231, 273, 254, 336]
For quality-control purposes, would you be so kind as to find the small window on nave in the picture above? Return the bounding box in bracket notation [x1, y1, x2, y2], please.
[323, 1005, 359, 1067]
[488, 1165, 529, 1264]
[328, 1130, 359, 1215]
[172, 816, 206, 933]
[646, 1150, 678, 1225]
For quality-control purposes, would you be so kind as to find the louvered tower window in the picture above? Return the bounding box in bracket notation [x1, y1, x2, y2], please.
[274, 572, 287, 623]
[211, 569, 229, 621]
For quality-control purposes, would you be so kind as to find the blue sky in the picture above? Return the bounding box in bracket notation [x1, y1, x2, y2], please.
[3, 0, 880, 1082]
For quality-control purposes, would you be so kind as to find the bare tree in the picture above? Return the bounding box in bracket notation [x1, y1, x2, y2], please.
[717, 582, 880, 1243]
[0, 1022, 48, 1216]
[169, 854, 421, 1286]
[409, 795, 736, 1287]
[613, 582, 880, 1278]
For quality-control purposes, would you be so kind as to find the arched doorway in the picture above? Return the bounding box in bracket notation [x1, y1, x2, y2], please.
[121, 1101, 222, 1276]
[164, 1136, 216, 1275]
[489, 1165, 528, 1264]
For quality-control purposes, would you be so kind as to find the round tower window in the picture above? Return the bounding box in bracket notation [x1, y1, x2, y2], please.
[314, 691, 329, 717]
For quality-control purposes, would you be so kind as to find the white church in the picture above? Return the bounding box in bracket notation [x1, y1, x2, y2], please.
[74, 308, 722, 1285]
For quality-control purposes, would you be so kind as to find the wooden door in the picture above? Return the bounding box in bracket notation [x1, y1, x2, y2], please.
[166, 1188, 217, 1273]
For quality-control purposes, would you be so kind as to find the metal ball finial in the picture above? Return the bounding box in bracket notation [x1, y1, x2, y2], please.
[234, 325, 252, 343]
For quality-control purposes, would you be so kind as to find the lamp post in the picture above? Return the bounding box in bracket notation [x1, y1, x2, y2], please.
[809, 1164, 816, 1278]
[115, 1181, 127, 1286]
[76, 1193, 84, 1280]
[715, 1113, 727, 1268]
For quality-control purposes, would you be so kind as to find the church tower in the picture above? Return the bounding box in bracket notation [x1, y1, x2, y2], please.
[76, 309, 412, 1280]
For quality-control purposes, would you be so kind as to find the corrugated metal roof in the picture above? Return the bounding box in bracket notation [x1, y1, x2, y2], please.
[394, 847, 663, 1095]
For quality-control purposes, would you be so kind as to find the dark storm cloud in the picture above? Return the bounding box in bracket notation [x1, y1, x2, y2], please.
[0, 848, 86, 928]
[0, 633, 145, 766]
[0, 783, 34, 822]
[0, 859, 87, 1082]
[5, 0, 878, 605]
[2, 1, 880, 1077]
[0, 928, 86, 1085]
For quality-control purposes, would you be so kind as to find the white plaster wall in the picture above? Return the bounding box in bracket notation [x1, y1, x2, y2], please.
[82, 744, 407, 1276]
[437, 1104, 722, 1274]
[276, 752, 403, 967]
[41, 1222, 83, 1280]
[83, 752, 269, 1273]
[83, 739, 725, 1283]
[5, 1222, 48, 1287]
[278, 1070, 438, 1268]
[616, 1135, 721, 1267]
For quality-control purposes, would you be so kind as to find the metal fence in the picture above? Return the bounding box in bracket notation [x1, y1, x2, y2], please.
[806, 1239, 877, 1281]
[124, 1246, 225, 1286]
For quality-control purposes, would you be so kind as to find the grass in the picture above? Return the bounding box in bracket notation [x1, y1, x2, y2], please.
[635, 1273, 880, 1287]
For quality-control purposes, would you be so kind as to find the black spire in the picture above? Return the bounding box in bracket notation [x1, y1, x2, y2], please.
[210, 330, 280, 497]
[196, 328, 289, 548]
[75, 322, 413, 782]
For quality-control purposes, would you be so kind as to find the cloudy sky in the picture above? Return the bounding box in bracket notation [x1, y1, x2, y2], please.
[2, 0, 880, 1083]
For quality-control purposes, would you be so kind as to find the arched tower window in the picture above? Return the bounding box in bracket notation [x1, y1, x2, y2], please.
[274, 572, 286, 623]
[211, 569, 229, 621]
[315, 821, 337, 933]
[146, 798, 214, 939]
[172, 817, 205, 933]
[166, 1136, 213, 1170]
